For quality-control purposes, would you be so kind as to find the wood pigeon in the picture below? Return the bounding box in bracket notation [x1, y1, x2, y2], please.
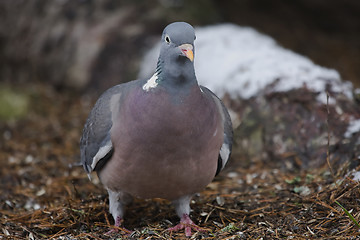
[80, 22, 233, 237]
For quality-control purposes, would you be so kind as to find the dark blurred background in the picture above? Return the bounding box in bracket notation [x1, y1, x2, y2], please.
[0, 0, 359, 93]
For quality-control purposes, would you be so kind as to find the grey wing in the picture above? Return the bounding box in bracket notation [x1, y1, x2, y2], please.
[80, 83, 130, 175]
[200, 86, 233, 175]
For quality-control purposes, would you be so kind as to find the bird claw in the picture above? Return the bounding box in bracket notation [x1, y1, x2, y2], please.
[167, 214, 207, 237]
[105, 226, 133, 236]
[105, 216, 132, 235]
[105, 228, 119, 236]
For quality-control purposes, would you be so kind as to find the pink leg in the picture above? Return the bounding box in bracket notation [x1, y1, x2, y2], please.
[105, 216, 132, 235]
[167, 214, 206, 237]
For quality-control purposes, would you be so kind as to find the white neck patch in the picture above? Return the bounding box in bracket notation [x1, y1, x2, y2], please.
[142, 73, 158, 91]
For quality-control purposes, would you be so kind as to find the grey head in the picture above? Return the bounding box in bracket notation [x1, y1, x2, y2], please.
[156, 22, 197, 86]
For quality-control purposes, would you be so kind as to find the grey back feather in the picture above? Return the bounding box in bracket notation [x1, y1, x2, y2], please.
[200, 86, 233, 174]
[80, 83, 133, 173]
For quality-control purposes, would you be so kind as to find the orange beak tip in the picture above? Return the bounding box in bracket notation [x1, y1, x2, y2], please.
[182, 49, 194, 62]
[187, 49, 194, 62]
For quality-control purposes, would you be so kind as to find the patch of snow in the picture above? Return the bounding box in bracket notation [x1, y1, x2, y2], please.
[344, 118, 360, 138]
[227, 172, 239, 178]
[138, 24, 353, 101]
[24, 199, 41, 210]
[352, 171, 360, 181]
[294, 185, 311, 196]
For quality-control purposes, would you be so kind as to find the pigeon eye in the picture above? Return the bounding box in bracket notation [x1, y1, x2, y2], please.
[165, 35, 171, 44]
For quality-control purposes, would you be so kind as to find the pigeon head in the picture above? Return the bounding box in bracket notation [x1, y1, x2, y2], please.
[156, 22, 196, 85]
[161, 22, 195, 62]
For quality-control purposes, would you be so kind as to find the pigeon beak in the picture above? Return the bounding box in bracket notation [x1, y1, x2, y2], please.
[179, 44, 194, 62]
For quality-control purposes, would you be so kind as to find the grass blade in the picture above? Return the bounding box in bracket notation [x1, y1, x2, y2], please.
[335, 200, 360, 228]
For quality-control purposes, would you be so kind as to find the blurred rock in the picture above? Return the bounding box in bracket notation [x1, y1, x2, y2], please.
[0, 1, 147, 90]
[213, 0, 360, 88]
[230, 87, 360, 172]
[0, 0, 221, 92]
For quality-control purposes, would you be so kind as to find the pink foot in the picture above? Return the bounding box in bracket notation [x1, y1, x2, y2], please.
[105, 216, 132, 235]
[167, 214, 207, 237]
